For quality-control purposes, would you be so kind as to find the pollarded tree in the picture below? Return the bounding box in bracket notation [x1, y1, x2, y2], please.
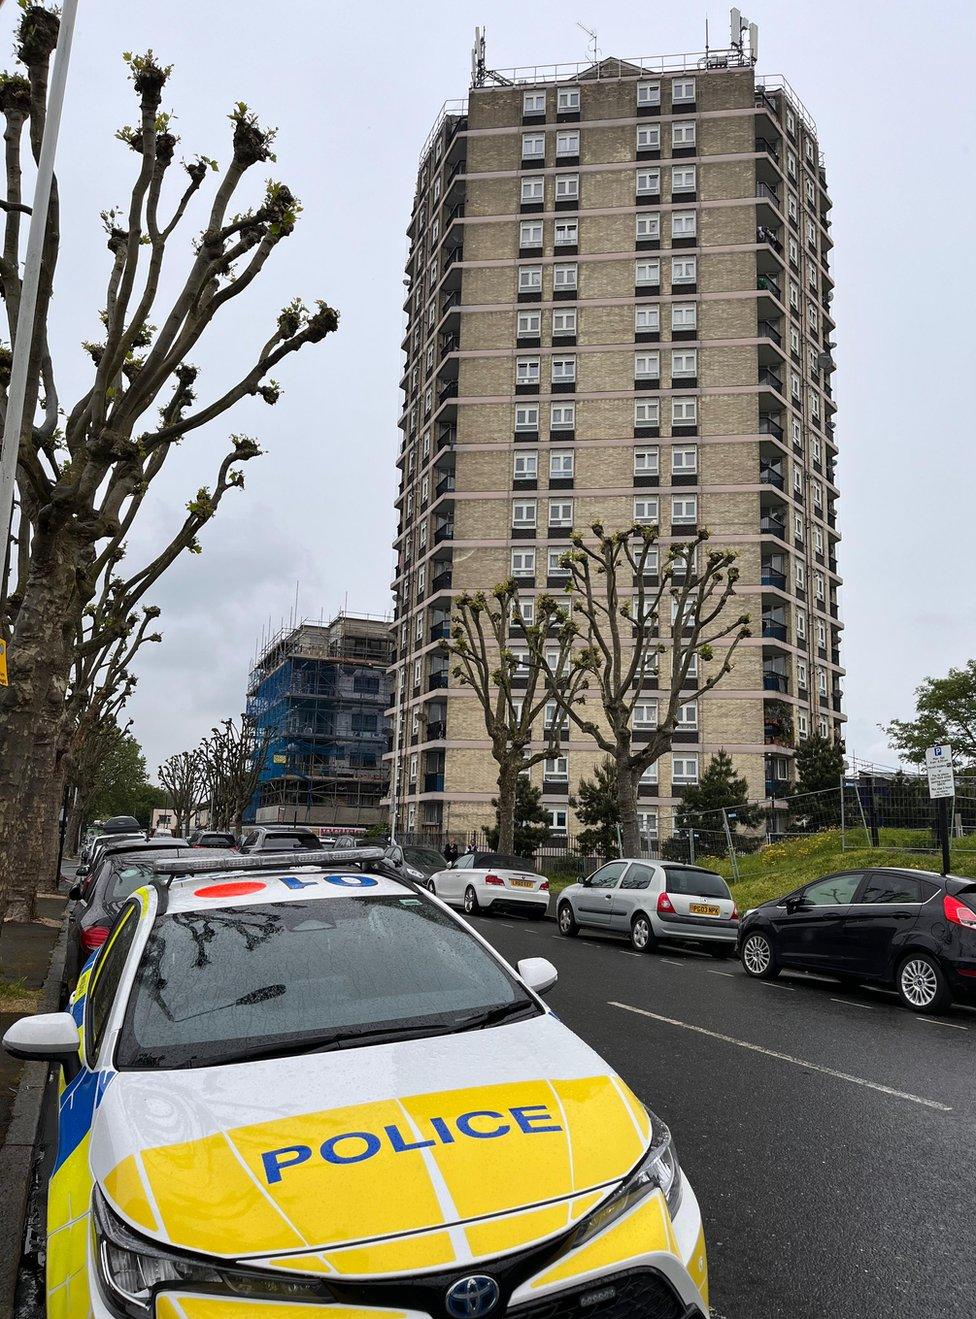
[0, 13, 338, 920]
[444, 580, 572, 854]
[527, 522, 751, 856]
[157, 750, 204, 838]
[197, 714, 275, 832]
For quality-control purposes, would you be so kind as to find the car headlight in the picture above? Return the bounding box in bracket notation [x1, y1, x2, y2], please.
[91, 1188, 330, 1316]
[571, 1109, 682, 1247]
[404, 863, 426, 881]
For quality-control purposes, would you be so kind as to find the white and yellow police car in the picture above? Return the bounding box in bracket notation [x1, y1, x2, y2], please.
[4, 848, 709, 1319]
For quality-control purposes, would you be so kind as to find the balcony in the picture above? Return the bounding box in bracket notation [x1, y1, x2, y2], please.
[431, 570, 453, 593]
[758, 366, 784, 397]
[433, 523, 454, 545]
[763, 672, 789, 694]
[760, 461, 785, 490]
[755, 181, 782, 222]
[760, 514, 787, 540]
[435, 473, 456, 498]
[757, 318, 783, 346]
[755, 135, 781, 162]
[427, 671, 449, 691]
[759, 415, 784, 441]
[426, 720, 446, 742]
[762, 620, 788, 642]
[424, 773, 445, 793]
[429, 620, 450, 643]
[761, 567, 787, 590]
[757, 272, 782, 300]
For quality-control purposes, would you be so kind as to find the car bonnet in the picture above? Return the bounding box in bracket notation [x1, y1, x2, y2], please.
[89, 1013, 652, 1271]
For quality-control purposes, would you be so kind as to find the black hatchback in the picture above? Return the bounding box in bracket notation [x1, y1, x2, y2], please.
[738, 867, 976, 1013]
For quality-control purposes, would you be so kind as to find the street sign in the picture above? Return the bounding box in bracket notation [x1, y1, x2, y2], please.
[272, 753, 287, 764]
[0, 639, 7, 686]
[925, 744, 955, 799]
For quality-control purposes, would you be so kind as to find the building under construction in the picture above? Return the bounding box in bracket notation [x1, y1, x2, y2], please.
[245, 613, 393, 829]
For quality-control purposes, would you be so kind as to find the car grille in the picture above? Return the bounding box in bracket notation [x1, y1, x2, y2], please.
[508, 1270, 690, 1319]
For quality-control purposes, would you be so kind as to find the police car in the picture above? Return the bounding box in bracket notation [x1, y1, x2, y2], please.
[4, 848, 709, 1319]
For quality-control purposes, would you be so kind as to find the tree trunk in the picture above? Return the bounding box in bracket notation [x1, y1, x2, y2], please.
[495, 759, 518, 855]
[0, 534, 77, 924]
[616, 757, 641, 857]
[66, 795, 86, 856]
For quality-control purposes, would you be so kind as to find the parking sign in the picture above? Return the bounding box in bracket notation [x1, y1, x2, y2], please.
[925, 744, 955, 799]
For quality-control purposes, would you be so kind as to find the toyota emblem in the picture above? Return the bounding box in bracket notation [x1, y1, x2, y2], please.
[445, 1274, 500, 1319]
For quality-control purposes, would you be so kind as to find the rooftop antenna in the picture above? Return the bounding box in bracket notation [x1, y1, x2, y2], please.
[470, 24, 514, 87]
[730, 8, 759, 64]
[577, 21, 600, 68]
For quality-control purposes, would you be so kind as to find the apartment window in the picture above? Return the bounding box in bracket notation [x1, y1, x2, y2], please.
[677, 700, 698, 730]
[637, 80, 661, 106]
[819, 715, 829, 738]
[413, 660, 422, 686]
[547, 549, 569, 576]
[551, 356, 576, 381]
[556, 130, 580, 157]
[791, 417, 802, 448]
[636, 213, 660, 241]
[796, 608, 806, 639]
[420, 474, 429, 502]
[797, 658, 808, 688]
[672, 302, 697, 330]
[413, 615, 422, 642]
[557, 87, 580, 111]
[811, 433, 821, 463]
[550, 402, 575, 429]
[634, 447, 659, 476]
[519, 265, 542, 291]
[512, 548, 536, 577]
[634, 496, 659, 525]
[672, 78, 695, 103]
[523, 91, 545, 114]
[813, 481, 824, 508]
[786, 109, 796, 134]
[807, 263, 818, 293]
[555, 174, 579, 200]
[631, 591, 654, 625]
[808, 303, 819, 333]
[553, 263, 578, 289]
[545, 755, 569, 781]
[637, 810, 659, 839]
[787, 149, 797, 180]
[515, 403, 539, 431]
[811, 393, 821, 421]
[550, 450, 574, 478]
[515, 598, 535, 626]
[790, 327, 800, 357]
[671, 256, 696, 285]
[513, 451, 538, 479]
[671, 349, 697, 378]
[795, 560, 806, 589]
[788, 236, 799, 265]
[671, 210, 697, 238]
[522, 133, 545, 159]
[672, 445, 697, 474]
[423, 387, 432, 414]
[671, 397, 697, 425]
[640, 763, 659, 785]
[635, 351, 660, 379]
[512, 499, 537, 528]
[407, 804, 416, 829]
[516, 357, 540, 385]
[549, 808, 568, 832]
[793, 465, 802, 495]
[788, 192, 799, 222]
[671, 165, 696, 192]
[555, 220, 578, 246]
[671, 494, 698, 525]
[636, 168, 661, 195]
[521, 177, 544, 204]
[549, 499, 573, 527]
[635, 397, 660, 426]
[672, 120, 696, 147]
[634, 700, 659, 729]
[818, 667, 828, 696]
[794, 512, 804, 541]
[411, 708, 420, 735]
[637, 124, 660, 150]
[672, 753, 699, 784]
[520, 220, 543, 248]
[635, 259, 660, 286]
[517, 310, 541, 337]
[797, 711, 809, 740]
[635, 306, 660, 332]
[552, 308, 576, 334]
[806, 178, 816, 205]
[817, 619, 828, 648]
[806, 218, 817, 247]
[815, 571, 825, 602]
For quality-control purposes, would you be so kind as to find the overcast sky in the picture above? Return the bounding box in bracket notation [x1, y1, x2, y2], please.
[11, 0, 974, 780]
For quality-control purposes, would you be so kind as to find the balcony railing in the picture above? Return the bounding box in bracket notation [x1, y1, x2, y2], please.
[427, 672, 449, 691]
[433, 524, 454, 544]
[424, 773, 445, 793]
[429, 621, 450, 643]
[760, 464, 785, 489]
[761, 568, 787, 589]
[759, 415, 784, 440]
[758, 367, 784, 393]
[758, 318, 782, 346]
[756, 181, 781, 206]
[757, 272, 782, 299]
[763, 672, 789, 693]
[431, 570, 453, 592]
[755, 136, 781, 161]
[762, 620, 788, 640]
[760, 515, 787, 538]
[435, 474, 456, 497]
[756, 223, 782, 252]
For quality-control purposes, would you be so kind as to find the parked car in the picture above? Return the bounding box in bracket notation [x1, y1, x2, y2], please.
[101, 814, 144, 835]
[238, 825, 326, 853]
[74, 831, 159, 891]
[67, 838, 193, 981]
[188, 829, 237, 849]
[401, 844, 448, 882]
[5, 849, 709, 1317]
[558, 860, 738, 954]
[738, 866, 976, 1012]
[429, 851, 550, 917]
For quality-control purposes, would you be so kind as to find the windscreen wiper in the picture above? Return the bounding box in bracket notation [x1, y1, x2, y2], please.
[451, 1001, 539, 1032]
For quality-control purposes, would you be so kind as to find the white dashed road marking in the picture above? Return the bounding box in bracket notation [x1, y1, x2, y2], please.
[609, 1000, 953, 1112]
[915, 1016, 968, 1031]
[830, 998, 875, 1010]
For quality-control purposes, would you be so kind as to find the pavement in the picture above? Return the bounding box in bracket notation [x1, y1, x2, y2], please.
[464, 909, 976, 1319]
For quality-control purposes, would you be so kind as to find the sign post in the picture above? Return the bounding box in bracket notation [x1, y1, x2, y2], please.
[925, 744, 955, 876]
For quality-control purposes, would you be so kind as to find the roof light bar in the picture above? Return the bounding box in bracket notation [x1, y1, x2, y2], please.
[152, 847, 396, 878]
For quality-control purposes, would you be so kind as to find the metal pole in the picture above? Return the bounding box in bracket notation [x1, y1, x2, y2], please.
[688, 826, 695, 865]
[0, 0, 78, 567]
[865, 774, 879, 848]
[54, 781, 70, 886]
[839, 773, 846, 850]
[938, 797, 951, 877]
[721, 808, 739, 883]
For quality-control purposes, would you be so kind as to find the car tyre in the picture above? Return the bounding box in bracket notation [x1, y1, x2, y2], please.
[741, 930, 780, 979]
[463, 886, 480, 916]
[896, 952, 950, 1013]
[630, 913, 656, 953]
[557, 902, 579, 937]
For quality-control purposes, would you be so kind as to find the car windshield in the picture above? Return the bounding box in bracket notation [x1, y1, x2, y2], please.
[403, 847, 447, 871]
[474, 853, 534, 871]
[664, 867, 731, 899]
[262, 832, 321, 851]
[116, 894, 538, 1069]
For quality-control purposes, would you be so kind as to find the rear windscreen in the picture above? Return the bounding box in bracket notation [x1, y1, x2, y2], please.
[474, 853, 534, 871]
[664, 867, 731, 899]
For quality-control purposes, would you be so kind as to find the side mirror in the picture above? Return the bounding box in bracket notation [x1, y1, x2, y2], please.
[3, 1012, 81, 1080]
[785, 895, 808, 914]
[517, 957, 558, 997]
[76, 865, 89, 879]
[68, 883, 81, 901]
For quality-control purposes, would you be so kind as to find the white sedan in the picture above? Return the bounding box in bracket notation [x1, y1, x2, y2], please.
[430, 849, 550, 917]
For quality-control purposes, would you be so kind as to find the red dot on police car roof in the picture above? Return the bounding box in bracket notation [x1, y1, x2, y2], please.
[194, 881, 266, 898]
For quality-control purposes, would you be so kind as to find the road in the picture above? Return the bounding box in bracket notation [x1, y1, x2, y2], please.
[465, 909, 976, 1319]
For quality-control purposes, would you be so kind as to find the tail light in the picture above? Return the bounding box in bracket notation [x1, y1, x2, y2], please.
[540, 880, 549, 891]
[944, 894, 976, 929]
[81, 925, 110, 951]
[485, 874, 504, 887]
[657, 892, 675, 915]
[731, 903, 739, 922]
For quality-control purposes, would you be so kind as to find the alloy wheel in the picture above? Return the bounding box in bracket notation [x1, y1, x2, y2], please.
[558, 906, 573, 933]
[632, 917, 650, 950]
[900, 958, 939, 1008]
[743, 934, 771, 975]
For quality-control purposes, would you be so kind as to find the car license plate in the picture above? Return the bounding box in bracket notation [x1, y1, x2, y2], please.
[690, 902, 721, 916]
[509, 878, 533, 888]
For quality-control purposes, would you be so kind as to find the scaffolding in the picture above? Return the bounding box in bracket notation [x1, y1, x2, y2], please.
[245, 614, 393, 827]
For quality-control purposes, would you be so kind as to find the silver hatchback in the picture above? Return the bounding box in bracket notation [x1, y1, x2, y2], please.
[557, 859, 739, 955]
